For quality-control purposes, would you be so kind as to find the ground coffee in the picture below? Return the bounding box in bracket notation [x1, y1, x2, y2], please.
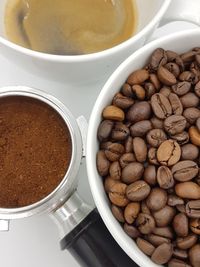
[0, 96, 72, 208]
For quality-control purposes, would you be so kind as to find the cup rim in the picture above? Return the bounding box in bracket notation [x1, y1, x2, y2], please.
[86, 28, 200, 267]
[0, 0, 171, 62]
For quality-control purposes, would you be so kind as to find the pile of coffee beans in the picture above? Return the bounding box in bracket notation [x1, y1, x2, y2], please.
[96, 47, 200, 267]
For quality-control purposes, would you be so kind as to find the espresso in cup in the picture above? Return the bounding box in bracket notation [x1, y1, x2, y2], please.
[5, 0, 137, 55]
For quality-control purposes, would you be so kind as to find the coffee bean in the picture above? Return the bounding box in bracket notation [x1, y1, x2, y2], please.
[158, 66, 177, 86]
[149, 73, 161, 90]
[133, 137, 147, 162]
[103, 105, 125, 121]
[168, 258, 191, 267]
[165, 62, 180, 78]
[152, 227, 173, 239]
[146, 188, 167, 211]
[104, 176, 120, 193]
[151, 242, 173, 264]
[176, 204, 186, 214]
[175, 182, 200, 199]
[171, 131, 190, 145]
[181, 92, 200, 108]
[189, 126, 200, 146]
[173, 213, 189, 237]
[172, 160, 198, 182]
[100, 141, 112, 150]
[168, 93, 183, 115]
[143, 165, 157, 185]
[189, 244, 200, 267]
[141, 201, 151, 215]
[136, 237, 155, 256]
[172, 81, 191, 96]
[194, 80, 200, 97]
[149, 48, 168, 71]
[127, 69, 149, 85]
[183, 107, 200, 124]
[181, 144, 199, 160]
[160, 86, 171, 97]
[168, 195, 184, 207]
[121, 162, 144, 184]
[153, 206, 176, 227]
[151, 93, 172, 119]
[146, 129, 167, 148]
[124, 136, 133, 153]
[186, 200, 200, 218]
[146, 234, 170, 247]
[164, 115, 186, 135]
[97, 150, 110, 176]
[130, 120, 152, 137]
[157, 140, 181, 166]
[124, 202, 140, 224]
[109, 161, 121, 180]
[97, 120, 114, 142]
[190, 218, 200, 235]
[105, 143, 125, 161]
[111, 122, 130, 141]
[172, 248, 188, 260]
[111, 205, 125, 223]
[176, 234, 198, 250]
[181, 51, 197, 63]
[179, 71, 198, 85]
[148, 147, 159, 165]
[112, 93, 134, 109]
[151, 116, 164, 129]
[136, 213, 155, 234]
[196, 117, 200, 132]
[123, 223, 140, 239]
[109, 183, 129, 207]
[121, 83, 133, 97]
[126, 101, 151, 123]
[119, 153, 135, 168]
[126, 180, 151, 202]
[132, 85, 146, 100]
[157, 166, 174, 189]
[144, 82, 156, 99]
[166, 50, 184, 71]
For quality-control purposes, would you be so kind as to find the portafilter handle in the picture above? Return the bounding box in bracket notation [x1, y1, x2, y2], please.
[51, 191, 138, 267]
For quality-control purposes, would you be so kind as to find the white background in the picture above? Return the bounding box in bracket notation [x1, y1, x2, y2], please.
[0, 21, 198, 267]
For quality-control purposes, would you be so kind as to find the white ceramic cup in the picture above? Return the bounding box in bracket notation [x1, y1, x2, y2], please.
[0, 0, 200, 85]
[86, 28, 200, 267]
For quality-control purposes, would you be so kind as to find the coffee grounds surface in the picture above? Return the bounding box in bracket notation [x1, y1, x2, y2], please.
[0, 96, 72, 208]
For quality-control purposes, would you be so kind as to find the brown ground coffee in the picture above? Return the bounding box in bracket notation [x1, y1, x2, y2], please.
[0, 96, 72, 208]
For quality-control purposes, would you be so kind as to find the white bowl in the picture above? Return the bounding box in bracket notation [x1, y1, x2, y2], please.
[86, 28, 200, 267]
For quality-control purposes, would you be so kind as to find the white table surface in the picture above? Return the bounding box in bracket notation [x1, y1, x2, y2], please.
[0, 21, 198, 267]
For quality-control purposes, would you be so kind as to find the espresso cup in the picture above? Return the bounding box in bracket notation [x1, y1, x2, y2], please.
[0, 0, 200, 85]
[86, 28, 200, 267]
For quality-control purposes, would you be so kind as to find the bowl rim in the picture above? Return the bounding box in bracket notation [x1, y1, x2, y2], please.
[86, 28, 200, 267]
[0, 0, 171, 62]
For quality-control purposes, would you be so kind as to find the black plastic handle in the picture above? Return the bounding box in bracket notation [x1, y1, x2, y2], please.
[60, 209, 138, 267]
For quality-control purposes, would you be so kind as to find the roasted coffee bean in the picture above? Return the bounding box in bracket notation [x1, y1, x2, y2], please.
[121, 162, 144, 184]
[172, 81, 191, 96]
[126, 180, 151, 202]
[181, 144, 199, 160]
[111, 122, 130, 141]
[183, 107, 200, 124]
[146, 188, 167, 211]
[130, 120, 152, 137]
[149, 48, 168, 71]
[136, 213, 155, 234]
[165, 62, 180, 78]
[100, 141, 112, 150]
[127, 69, 149, 85]
[172, 248, 188, 260]
[151, 93, 172, 119]
[152, 227, 173, 239]
[194, 80, 200, 97]
[97, 120, 114, 142]
[133, 137, 147, 162]
[105, 143, 125, 161]
[166, 50, 184, 71]
[109, 183, 129, 207]
[146, 128, 167, 148]
[151, 242, 173, 265]
[126, 101, 151, 122]
[124, 136, 133, 153]
[189, 126, 200, 146]
[157, 166, 174, 189]
[121, 83, 134, 97]
[179, 71, 198, 85]
[123, 223, 140, 239]
[196, 117, 200, 132]
[173, 213, 189, 237]
[190, 218, 200, 235]
[176, 204, 186, 214]
[132, 85, 146, 100]
[136, 237, 155, 256]
[168, 93, 183, 115]
[143, 165, 157, 185]
[186, 200, 200, 218]
[119, 153, 135, 168]
[146, 234, 170, 247]
[160, 86, 171, 97]
[148, 147, 159, 165]
[149, 73, 161, 90]
[171, 131, 190, 145]
[168, 195, 184, 207]
[103, 105, 125, 121]
[111, 205, 125, 223]
[181, 51, 197, 63]
[104, 176, 120, 193]
[158, 66, 177, 86]
[157, 140, 181, 166]
[109, 161, 121, 180]
[172, 160, 198, 182]
[175, 182, 200, 199]
[164, 115, 186, 135]
[181, 92, 200, 108]
[189, 244, 200, 267]
[141, 201, 151, 215]
[176, 234, 198, 250]
[144, 82, 156, 99]
[97, 150, 110, 176]
[153, 206, 176, 227]
[112, 93, 134, 109]
[124, 202, 140, 224]
[168, 258, 191, 267]
[151, 116, 164, 129]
